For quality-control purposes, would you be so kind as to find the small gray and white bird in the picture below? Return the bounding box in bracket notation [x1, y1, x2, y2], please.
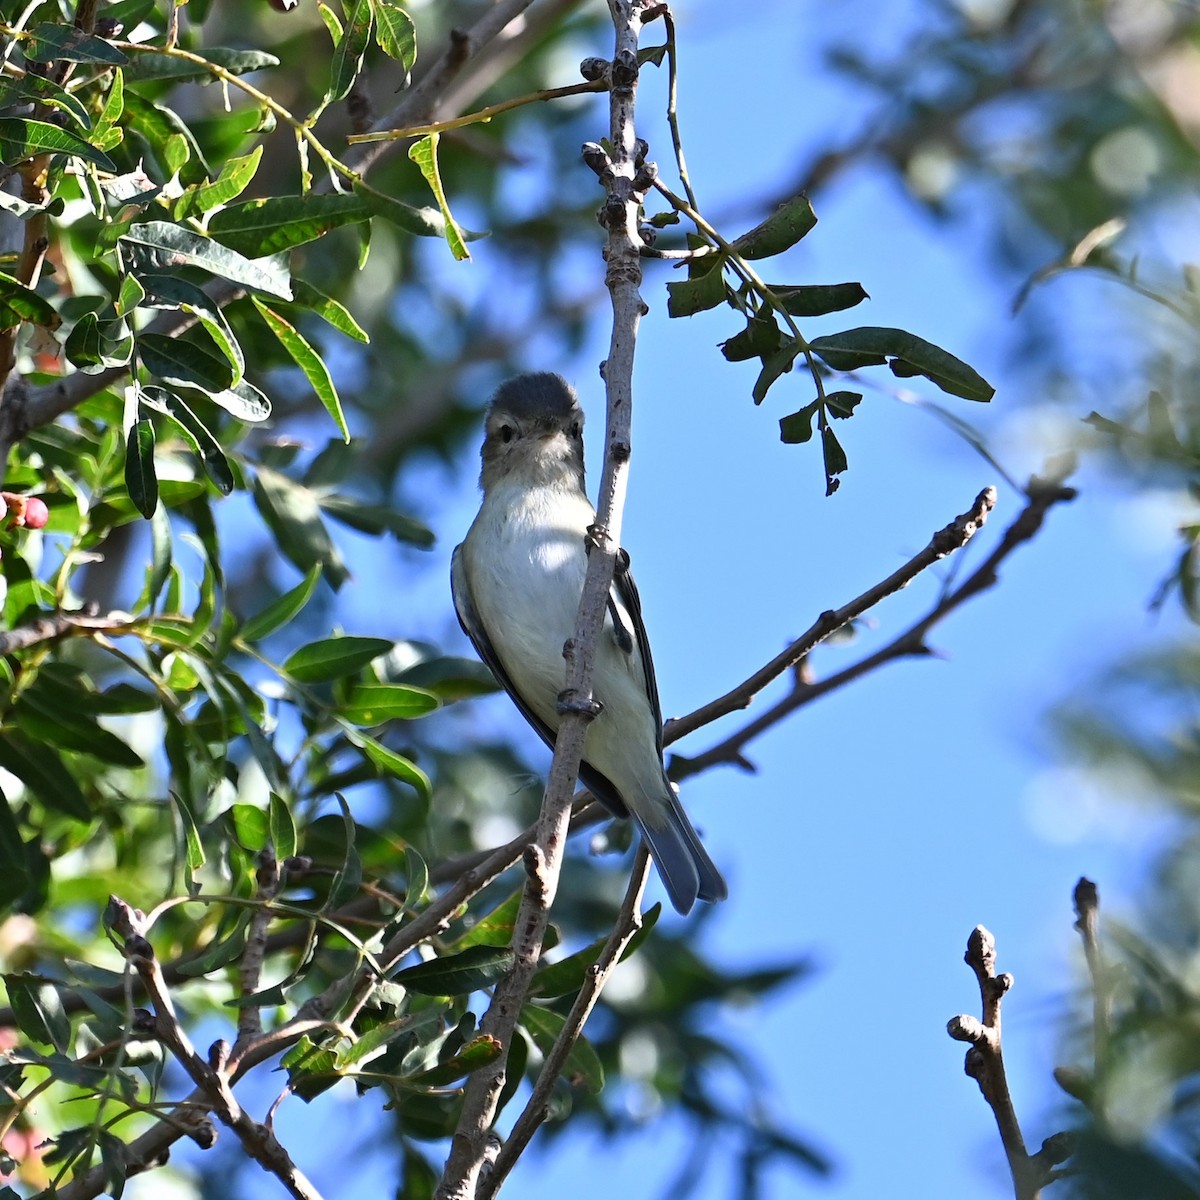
[451, 372, 727, 915]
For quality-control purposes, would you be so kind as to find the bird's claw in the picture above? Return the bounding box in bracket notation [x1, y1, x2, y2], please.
[557, 689, 603, 719]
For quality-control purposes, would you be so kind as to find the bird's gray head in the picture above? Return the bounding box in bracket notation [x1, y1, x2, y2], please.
[479, 372, 586, 493]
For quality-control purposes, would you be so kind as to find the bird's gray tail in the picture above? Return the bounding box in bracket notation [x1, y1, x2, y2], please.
[634, 785, 727, 916]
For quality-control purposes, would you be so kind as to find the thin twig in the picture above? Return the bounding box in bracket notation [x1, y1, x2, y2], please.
[948, 926, 1071, 1200]
[106, 896, 326, 1200]
[433, 4, 652, 1197]
[1072, 877, 1107, 1074]
[0, 606, 139, 654]
[480, 844, 652, 1199]
[234, 852, 284, 1051]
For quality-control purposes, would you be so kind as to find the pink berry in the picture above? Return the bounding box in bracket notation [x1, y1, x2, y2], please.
[22, 497, 47, 530]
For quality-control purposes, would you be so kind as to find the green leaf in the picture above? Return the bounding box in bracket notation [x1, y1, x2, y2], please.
[137, 385, 234, 493]
[752, 339, 801, 404]
[252, 466, 348, 588]
[402, 1035, 503, 1087]
[232, 804, 269, 852]
[353, 180, 466, 241]
[720, 314, 783, 363]
[531, 903, 660, 998]
[0, 271, 59, 331]
[283, 636, 394, 684]
[394, 945, 515, 996]
[169, 792, 206, 874]
[207, 380, 272, 424]
[119, 221, 292, 301]
[0, 71, 90, 129]
[519, 1005, 604, 1093]
[0, 786, 31, 910]
[64, 313, 132, 372]
[808, 327, 995, 401]
[338, 683, 440, 725]
[341, 726, 431, 798]
[289, 279, 368, 343]
[821, 422, 848, 496]
[826, 390, 863, 418]
[241, 564, 323, 642]
[208, 194, 372, 258]
[318, 495, 434, 548]
[404, 845, 428, 905]
[729, 193, 817, 260]
[407, 134, 470, 261]
[183, 146, 263, 216]
[5, 976, 70, 1050]
[252, 300, 348, 441]
[26, 22, 128, 65]
[0, 735, 90, 820]
[140, 275, 244, 384]
[448, 890, 522, 950]
[124, 419, 158, 518]
[373, 0, 417, 76]
[116, 272, 145, 318]
[138, 333, 234, 394]
[328, 0, 373, 101]
[666, 262, 727, 317]
[270, 793, 298, 861]
[0, 117, 116, 171]
[779, 401, 820, 444]
[123, 46, 280, 82]
[15, 693, 143, 769]
[770, 282, 868, 316]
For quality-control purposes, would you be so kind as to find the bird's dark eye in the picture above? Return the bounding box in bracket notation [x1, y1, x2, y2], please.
[569, 421, 582, 439]
[498, 424, 515, 444]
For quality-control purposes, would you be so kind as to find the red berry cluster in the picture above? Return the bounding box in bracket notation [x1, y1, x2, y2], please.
[0, 493, 49, 531]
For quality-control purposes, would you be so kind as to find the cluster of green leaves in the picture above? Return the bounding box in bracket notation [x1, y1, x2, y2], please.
[655, 192, 994, 494]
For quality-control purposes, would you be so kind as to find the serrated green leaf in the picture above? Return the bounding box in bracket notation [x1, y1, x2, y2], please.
[26, 23, 128, 65]
[0, 117, 116, 170]
[241, 564, 323, 642]
[0, 271, 59, 331]
[328, 0, 373, 101]
[373, 0, 416, 76]
[124, 419, 158, 518]
[289, 279, 368, 343]
[519, 1005, 604, 1093]
[284, 636, 393, 684]
[252, 300, 348, 441]
[730, 193, 817, 260]
[338, 683, 440, 725]
[394, 945, 514, 996]
[808, 326, 995, 401]
[208, 194, 372, 258]
[407, 134, 470, 261]
[120, 221, 292, 300]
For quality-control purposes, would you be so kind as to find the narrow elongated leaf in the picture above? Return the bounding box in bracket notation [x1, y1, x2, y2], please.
[752, 339, 801, 404]
[138, 333, 234, 394]
[730, 193, 817, 259]
[338, 683, 440, 725]
[6, 976, 70, 1050]
[269, 793, 298, 861]
[0, 271, 59, 330]
[241, 564, 323, 642]
[808, 326, 995, 401]
[252, 300, 348, 440]
[318, 496, 434, 547]
[1, 72, 90, 128]
[141, 274, 244, 383]
[208, 194, 372, 258]
[289, 279, 368, 343]
[186, 146, 263, 215]
[137, 385, 234, 493]
[15, 696, 144, 768]
[770, 281, 868, 316]
[394, 946, 515, 996]
[448, 890, 522, 950]
[120, 221, 292, 300]
[284, 636, 393, 683]
[0, 786, 31, 909]
[0, 736, 89, 821]
[347, 729, 431, 797]
[402, 1036, 503, 1087]
[207, 380, 272, 423]
[328, 0, 372, 100]
[123, 47, 279, 82]
[0, 117, 116, 170]
[353, 180, 458, 240]
[408, 134, 470, 260]
[821, 423, 848, 496]
[26, 23, 128, 65]
[125, 419, 158, 518]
